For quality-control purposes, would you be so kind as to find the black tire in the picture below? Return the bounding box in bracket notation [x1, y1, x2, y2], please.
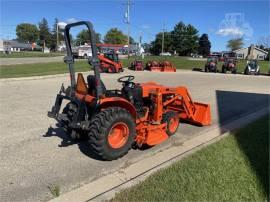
[88, 107, 136, 160]
[62, 102, 81, 140]
[205, 66, 208, 72]
[232, 68, 237, 74]
[222, 66, 226, 73]
[244, 68, 249, 75]
[162, 111, 180, 136]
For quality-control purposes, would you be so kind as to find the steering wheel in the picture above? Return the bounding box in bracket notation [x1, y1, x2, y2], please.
[117, 75, 135, 83]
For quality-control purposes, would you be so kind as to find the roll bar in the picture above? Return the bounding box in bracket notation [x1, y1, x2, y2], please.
[63, 21, 103, 98]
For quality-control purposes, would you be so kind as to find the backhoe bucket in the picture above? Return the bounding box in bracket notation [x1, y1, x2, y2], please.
[191, 102, 211, 126]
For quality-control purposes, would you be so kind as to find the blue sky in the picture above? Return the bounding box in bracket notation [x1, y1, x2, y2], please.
[1, 0, 269, 51]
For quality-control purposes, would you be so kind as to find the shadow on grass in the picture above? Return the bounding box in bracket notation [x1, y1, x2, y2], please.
[216, 90, 269, 196]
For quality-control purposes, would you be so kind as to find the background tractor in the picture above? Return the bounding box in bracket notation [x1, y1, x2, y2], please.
[244, 59, 260, 75]
[145, 60, 176, 72]
[98, 51, 123, 73]
[129, 60, 144, 71]
[205, 57, 218, 72]
[48, 21, 211, 161]
[222, 58, 237, 74]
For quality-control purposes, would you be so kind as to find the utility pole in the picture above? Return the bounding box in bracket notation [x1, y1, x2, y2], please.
[161, 22, 166, 55]
[124, 0, 132, 58]
[56, 24, 59, 49]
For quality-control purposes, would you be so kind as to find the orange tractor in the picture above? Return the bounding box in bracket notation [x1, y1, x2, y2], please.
[98, 51, 124, 73]
[145, 60, 176, 72]
[48, 21, 211, 160]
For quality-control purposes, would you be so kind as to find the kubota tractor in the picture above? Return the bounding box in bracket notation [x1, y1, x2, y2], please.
[222, 58, 237, 74]
[129, 60, 144, 71]
[205, 57, 218, 72]
[145, 60, 176, 72]
[48, 21, 211, 160]
[98, 51, 123, 73]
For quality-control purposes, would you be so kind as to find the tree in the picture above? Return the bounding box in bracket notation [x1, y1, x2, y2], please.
[198, 34, 211, 57]
[76, 29, 101, 45]
[142, 43, 151, 53]
[227, 38, 244, 51]
[171, 22, 199, 56]
[104, 28, 127, 44]
[16, 23, 39, 43]
[38, 18, 52, 48]
[129, 36, 136, 45]
[150, 32, 173, 55]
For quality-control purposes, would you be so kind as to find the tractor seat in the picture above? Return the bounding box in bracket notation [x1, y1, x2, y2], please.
[87, 75, 106, 96]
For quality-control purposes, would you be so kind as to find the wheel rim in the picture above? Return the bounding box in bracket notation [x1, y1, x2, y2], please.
[108, 122, 129, 149]
[168, 116, 179, 133]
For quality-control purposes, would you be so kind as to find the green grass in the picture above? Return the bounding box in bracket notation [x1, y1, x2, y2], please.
[0, 51, 64, 58]
[0, 60, 89, 78]
[48, 184, 60, 198]
[111, 115, 269, 202]
[0, 56, 269, 78]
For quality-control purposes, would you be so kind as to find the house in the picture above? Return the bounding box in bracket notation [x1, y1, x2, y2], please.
[234, 45, 268, 60]
[0, 40, 42, 52]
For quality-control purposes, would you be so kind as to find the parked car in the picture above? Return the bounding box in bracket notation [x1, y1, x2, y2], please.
[160, 52, 172, 56]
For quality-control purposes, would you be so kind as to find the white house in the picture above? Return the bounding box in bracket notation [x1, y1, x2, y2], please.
[234, 45, 268, 60]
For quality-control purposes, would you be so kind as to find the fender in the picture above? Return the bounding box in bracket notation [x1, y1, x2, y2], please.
[99, 97, 136, 119]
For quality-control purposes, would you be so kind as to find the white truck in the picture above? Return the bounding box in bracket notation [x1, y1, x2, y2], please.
[73, 45, 92, 58]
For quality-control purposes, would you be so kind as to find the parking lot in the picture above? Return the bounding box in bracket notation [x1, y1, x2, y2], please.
[0, 70, 269, 201]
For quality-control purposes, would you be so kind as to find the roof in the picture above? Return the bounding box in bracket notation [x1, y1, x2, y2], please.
[234, 46, 268, 54]
[3, 40, 41, 49]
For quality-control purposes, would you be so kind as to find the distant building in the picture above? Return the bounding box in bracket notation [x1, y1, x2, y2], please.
[234, 45, 268, 60]
[0, 40, 42, 52]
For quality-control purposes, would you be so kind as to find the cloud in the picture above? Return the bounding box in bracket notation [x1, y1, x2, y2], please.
[66, 18, 79, 24]
[216, 13, 253, 39]
[216, 27, 244, 37]
[142, 24, 150, 29]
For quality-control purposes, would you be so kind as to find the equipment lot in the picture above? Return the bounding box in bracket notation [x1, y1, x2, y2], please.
[0, 70, 269, 201]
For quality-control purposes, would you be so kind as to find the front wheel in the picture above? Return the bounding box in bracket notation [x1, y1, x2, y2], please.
[88, 107, 136, 160]
[162, 111, 180, 136]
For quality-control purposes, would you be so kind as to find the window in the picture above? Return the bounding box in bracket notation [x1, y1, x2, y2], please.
[237, 53, 244, 59]
[257, 55, 264, 60]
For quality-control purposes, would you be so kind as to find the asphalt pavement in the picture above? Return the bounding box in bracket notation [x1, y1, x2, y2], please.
[0, 69, 269, 201]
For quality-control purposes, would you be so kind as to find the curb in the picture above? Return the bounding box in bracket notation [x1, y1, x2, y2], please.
[49, 106, 268, 202]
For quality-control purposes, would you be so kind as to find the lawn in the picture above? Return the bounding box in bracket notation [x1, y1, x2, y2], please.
[111, 115, 269, 202]
[0, 56, 269, 78]
[0, 60, 89, 78]
[0, 51, 64, 58]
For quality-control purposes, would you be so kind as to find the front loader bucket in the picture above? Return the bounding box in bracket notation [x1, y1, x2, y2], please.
[191, 102, 211, 126]
[163, 67, 176, 72]
[150, 66, 162, 72]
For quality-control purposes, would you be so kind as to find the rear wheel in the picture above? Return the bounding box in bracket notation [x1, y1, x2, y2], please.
[62, 102, 82, 140]
[88, 107, 136, 160]
[162, 111, 180, 136]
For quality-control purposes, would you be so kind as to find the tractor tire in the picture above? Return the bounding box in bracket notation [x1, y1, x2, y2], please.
[62, 102, 82, 140]
[88, 107, 136, 160]
[232, 69, 237, 74]
[244, 68, 249, 75]
[205, 66, 208, 72]
[222, 66, 226, 73]
[162, 111, 180, 136]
